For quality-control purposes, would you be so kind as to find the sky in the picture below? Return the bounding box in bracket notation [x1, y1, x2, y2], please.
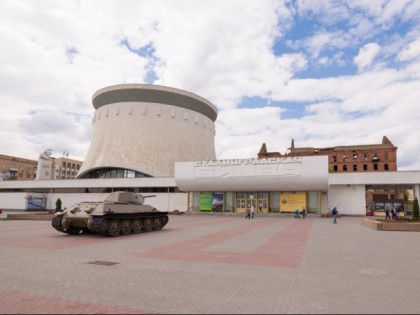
[1, 0, 420, 170]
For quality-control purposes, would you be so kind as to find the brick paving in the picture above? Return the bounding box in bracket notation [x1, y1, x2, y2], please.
[0, 215, 419, 314]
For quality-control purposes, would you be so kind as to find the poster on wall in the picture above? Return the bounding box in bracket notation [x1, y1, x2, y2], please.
[211, 193, 223, 212]
[200, 193, 212, 211]
[26, 197, 45, 211]
[279, 193, 306, 213]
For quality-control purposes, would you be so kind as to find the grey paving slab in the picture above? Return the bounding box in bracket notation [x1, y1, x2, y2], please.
[0, 215, 419, 314]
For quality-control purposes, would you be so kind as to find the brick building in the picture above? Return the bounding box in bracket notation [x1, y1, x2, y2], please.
[0, 153, 83, 181]
[258, 136, 397, 172]
[0, 154, 38, 180]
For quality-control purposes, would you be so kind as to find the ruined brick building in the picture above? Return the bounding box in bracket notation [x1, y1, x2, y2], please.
[258, 136, 397, 172]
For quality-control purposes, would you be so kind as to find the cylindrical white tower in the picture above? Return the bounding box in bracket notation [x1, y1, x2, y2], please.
[77, 84, 218, 178]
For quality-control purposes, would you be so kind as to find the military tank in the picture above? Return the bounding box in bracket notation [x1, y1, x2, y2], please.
[51, 191, 169, 237]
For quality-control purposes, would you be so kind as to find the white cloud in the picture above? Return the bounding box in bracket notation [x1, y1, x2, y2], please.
[398, 38, 420, 62]
[0, 0, 419, 172]
[353, 43, 381, 72]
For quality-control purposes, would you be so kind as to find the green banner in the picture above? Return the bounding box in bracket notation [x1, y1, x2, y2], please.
[200, 193, 212, 211]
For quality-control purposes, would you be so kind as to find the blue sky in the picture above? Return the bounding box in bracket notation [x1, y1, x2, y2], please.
[0, 0, 419, 170]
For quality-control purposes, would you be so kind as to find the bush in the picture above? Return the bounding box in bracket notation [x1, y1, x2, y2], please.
[55, 198, 62, 213]
[413, 197, 419, 219]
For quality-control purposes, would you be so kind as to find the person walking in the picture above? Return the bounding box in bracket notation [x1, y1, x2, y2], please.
[385, 208, 391, 220]
[245, 206, 251, 219]
[300, 206, 307, 219]
[250, 205, 255, 219]
[332, 207, 338, 224]
[391, 207, 398, 219]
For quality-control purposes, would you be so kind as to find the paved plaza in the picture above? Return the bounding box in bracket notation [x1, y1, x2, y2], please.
[0, 214, 419, 314]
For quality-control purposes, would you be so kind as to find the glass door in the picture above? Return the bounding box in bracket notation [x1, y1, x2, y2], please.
[236, 192, 247, 213]
[257, 192, 269, 213]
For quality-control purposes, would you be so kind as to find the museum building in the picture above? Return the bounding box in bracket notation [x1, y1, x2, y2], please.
[0, 84, 419, 216]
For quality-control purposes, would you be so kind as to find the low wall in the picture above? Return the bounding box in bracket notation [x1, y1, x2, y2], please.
[7, 213, 54, 221]
[361, 218, 420, 231]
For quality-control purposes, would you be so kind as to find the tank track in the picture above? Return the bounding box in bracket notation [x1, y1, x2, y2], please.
[90, 213, 169, 237]
[51, 214, 85, 235]
[51, 215, 65, 233]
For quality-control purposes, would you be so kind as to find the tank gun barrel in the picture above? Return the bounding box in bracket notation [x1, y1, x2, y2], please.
[142, 195, 156, 198]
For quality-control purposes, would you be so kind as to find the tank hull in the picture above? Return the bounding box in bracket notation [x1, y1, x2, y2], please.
[51, 192, 169, 236]
[52, 211, 169, 236]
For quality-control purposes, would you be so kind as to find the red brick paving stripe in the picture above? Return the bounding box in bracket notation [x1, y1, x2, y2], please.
[165, 216, 236, 230]
[134, 218, 312, 269]
[0, 225, 48, 233]
[0, 288, 157, 314]
[0, 233, 110, 250]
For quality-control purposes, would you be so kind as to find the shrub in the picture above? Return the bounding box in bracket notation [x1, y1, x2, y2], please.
[55, 198, 62, 213]
[413, 197, 419, 219]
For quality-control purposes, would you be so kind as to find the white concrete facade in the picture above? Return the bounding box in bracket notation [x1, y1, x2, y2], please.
[77, 84, 218, 178]
[1, 168, 420, 215]
[174, 156, 329, 192]
[0, 177, 187, 212]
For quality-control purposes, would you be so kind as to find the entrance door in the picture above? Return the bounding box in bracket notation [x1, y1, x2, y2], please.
[236, 192, 247, 213]
[257, 199, 268, 213]
[257, 192, 269, 213]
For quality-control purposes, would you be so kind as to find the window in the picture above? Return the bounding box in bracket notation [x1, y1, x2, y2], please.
[333, 156, 337, 162]
[333, 165, 338, 172]
[374, 163, 378, 171]
[363, 164, 368, 171]
[363, 153, 367, 160]
[384, 164, 389, 171]
[342, 154, 347, 161]
[353, 165, 357, 171]
[353, 153, 358, 160]
[343, 165, 347, 171]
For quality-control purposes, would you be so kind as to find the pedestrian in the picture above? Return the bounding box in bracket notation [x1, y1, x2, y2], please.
[385, 208, 391, 220]
[391, 207, 398, 219]
[300, 206, 307, 219]
[332, 207, 338, 224]
[245, 206, 251, 219]
[250, 205, 255, 219]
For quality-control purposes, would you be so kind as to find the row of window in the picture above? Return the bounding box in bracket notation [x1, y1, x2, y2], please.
[332, 153, 386, 162]
[60, 162, 81, 170]
[332, 163, 389, 172]
[188, 191, 321, 214]
[78, 168, 151, 179]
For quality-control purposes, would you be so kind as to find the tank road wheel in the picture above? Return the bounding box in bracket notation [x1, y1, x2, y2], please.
[143, 218, 153, 232]
[152, 217, 163, 231]
[161, 215, 169, 227]
[132, 219, 142, 234]
[99, 218, 109, 233]
[106, 219, 121, 237]
[120, 220, 132, 235]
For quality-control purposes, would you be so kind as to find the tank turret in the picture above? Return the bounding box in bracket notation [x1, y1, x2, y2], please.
[51, 191, 169, 237]
[103, 191, 156, 204]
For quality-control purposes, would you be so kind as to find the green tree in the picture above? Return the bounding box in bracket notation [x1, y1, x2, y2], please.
[55, 198, 62, 212]
[412, 197, 419, 220]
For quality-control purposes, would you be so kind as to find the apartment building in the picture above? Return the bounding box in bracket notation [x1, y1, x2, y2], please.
[52, 156, 83, 179]
[0, 154, 83, 180]
[0, 154, 37, 180]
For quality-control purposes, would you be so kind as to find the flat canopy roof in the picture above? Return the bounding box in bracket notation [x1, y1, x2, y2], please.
[92, 84, 218, 122]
